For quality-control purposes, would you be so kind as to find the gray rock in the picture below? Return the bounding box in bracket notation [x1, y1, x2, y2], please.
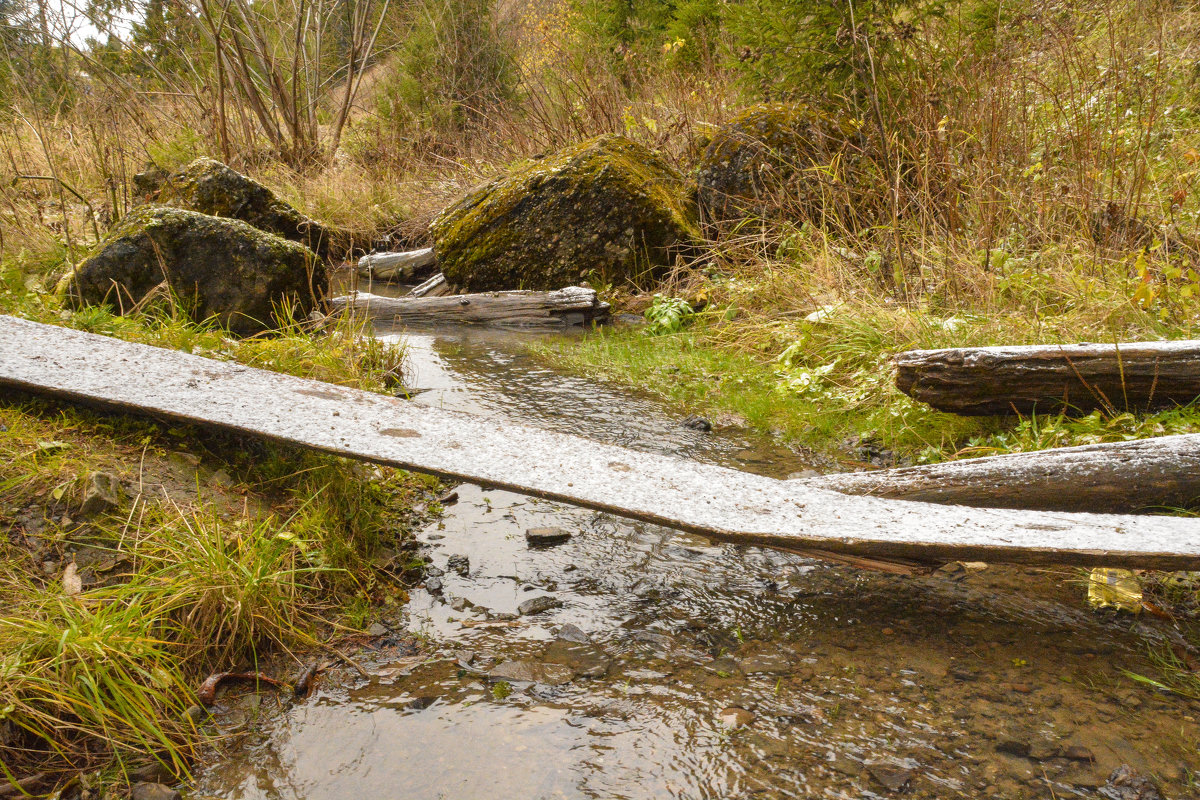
[543, 639, 611, 679]
[158, 157, 338, 257]
[681, 415, 712, 432]
[366, 622, 388, 637]
[449, 596, 474, 612]
[555, 623, 592, 644]
[447, 554, 470, 576]
[131, 783, 180, 800]
[63, 206, 326, 336]
[79, 471, 122, 516]
[487, 660, 573, 686]
[866, 763, 913, 793]
[425, 576, 443, 593]
[525, 527, 573, 547]
[518, 595, 562, 616]
[431, 135, 699, 292]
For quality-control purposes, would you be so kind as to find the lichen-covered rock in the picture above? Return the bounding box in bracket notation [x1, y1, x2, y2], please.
[431, 135, 700, 292]
[64, 206, 326, 335]
[695, 103, 868, 230]
[158, 158, 337, 257]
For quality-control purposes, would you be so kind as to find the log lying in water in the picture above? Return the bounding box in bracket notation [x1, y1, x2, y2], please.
[895, 340, 1200, 415]
[2, 314, 1199, 572]
[329, 287, 611, 330]
[799, 434, 1200, 514]
[357, 247, 437, 281]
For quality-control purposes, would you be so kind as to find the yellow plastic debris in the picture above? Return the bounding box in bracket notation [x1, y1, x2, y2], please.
[1087, 568, 1143, 613]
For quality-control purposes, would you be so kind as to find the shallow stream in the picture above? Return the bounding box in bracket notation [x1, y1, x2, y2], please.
[194, 318, 1199, 799]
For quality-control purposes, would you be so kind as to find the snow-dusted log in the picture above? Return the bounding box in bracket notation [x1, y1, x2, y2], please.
[2, 315, 1199, 571]
[329, 287, 610, 329]
[357, 248, 437, 281]
[799, 434, 1200, 513]
[895, 340, 1200, 415]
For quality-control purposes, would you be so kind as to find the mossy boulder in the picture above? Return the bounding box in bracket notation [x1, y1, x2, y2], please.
[430, 135, 700, 292]
[158, 158, 337, 257]
[64, 206, 326, 335]
[695, 103, 870, 230]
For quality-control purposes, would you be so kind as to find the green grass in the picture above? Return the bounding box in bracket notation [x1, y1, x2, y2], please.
[0, 259, 439, 786]
[538, 291, 1200, 465]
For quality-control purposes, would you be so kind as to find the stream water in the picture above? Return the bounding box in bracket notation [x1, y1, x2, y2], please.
[193, 319, 1199, 800]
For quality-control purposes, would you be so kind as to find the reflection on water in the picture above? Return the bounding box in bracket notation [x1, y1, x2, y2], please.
[194, 319, 1198, 800]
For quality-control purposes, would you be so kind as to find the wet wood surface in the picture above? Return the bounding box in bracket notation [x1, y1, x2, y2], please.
[2, 315, 1199, 569]
[895, 340, 1200, 415]
[801, 434, 1200, 513]
[329, 287, 611, 329]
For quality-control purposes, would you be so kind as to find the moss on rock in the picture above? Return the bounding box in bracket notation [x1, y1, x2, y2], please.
[159, 158, 338, 257]
[64, 206, 327, 335]
[431, 135, 700, 292]
[695, 103, 872, 231]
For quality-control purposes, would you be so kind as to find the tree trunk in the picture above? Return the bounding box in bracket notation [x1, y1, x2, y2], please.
[799, 434, 1200, 513]
[4, 314, 1199, 571]
[895, 340, 1200, 415]
[329, 287, 610, 329]
[357, 247, 437, 282]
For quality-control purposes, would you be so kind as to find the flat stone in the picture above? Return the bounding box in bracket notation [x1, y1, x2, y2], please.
[487, 660, 573, 686]
[79, 471, 122, 516]
[518, 595, 562, 615]
[525, 527, 573, 547]
[866, 763, 913, 793]
[425, 576, 443, 593]
[131, 783, 180, 800]
[366, 622, 388, 637]
[737, 644, 802, 675]
[555, 623, 592, 644]
[543, 639, 611, 679]
[717, 707, 755, 727]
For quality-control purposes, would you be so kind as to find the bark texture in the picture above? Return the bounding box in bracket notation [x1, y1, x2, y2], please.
[895, 340, 1200, 415]
[800, 434, 1200, 513]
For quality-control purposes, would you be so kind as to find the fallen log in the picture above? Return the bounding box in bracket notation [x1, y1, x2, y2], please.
[895, 339, 1200, 415]
[2, 315, 1199, 571]
[329, 287, 610, 330]
[357, 247, 437, 282]
[799, 434, 1200, 513]
[410, 272, 451, 298]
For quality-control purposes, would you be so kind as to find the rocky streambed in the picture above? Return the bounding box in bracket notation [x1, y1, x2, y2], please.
[192, 323, 1198, 800]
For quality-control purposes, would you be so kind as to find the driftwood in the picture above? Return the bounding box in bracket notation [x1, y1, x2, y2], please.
[329, 287, 610, 329]
[800, 434, 1200, 513]
[895, 340, 1200, 415]
[2, 315, 1199, 571]
[410, 272, 451, 298]
[357, 248, 437, 282]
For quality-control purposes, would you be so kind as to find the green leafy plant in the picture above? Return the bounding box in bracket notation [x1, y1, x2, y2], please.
[643, 294, 694, 336]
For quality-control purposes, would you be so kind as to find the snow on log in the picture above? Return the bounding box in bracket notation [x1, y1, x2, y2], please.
[1, 314, 1199, 571]
[799, 434, 1200, 513]
[329, 287, 610, 329]
[894, 339, 1200, 415]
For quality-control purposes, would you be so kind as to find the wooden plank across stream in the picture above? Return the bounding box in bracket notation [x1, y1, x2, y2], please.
[2, 315, 1199, 570]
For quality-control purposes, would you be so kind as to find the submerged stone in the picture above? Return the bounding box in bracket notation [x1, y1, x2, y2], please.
[431, 135, 700, 292]
[694, 103, 869, 231]
[157, 158, 337, 257]
[63, 206, 326, 335]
